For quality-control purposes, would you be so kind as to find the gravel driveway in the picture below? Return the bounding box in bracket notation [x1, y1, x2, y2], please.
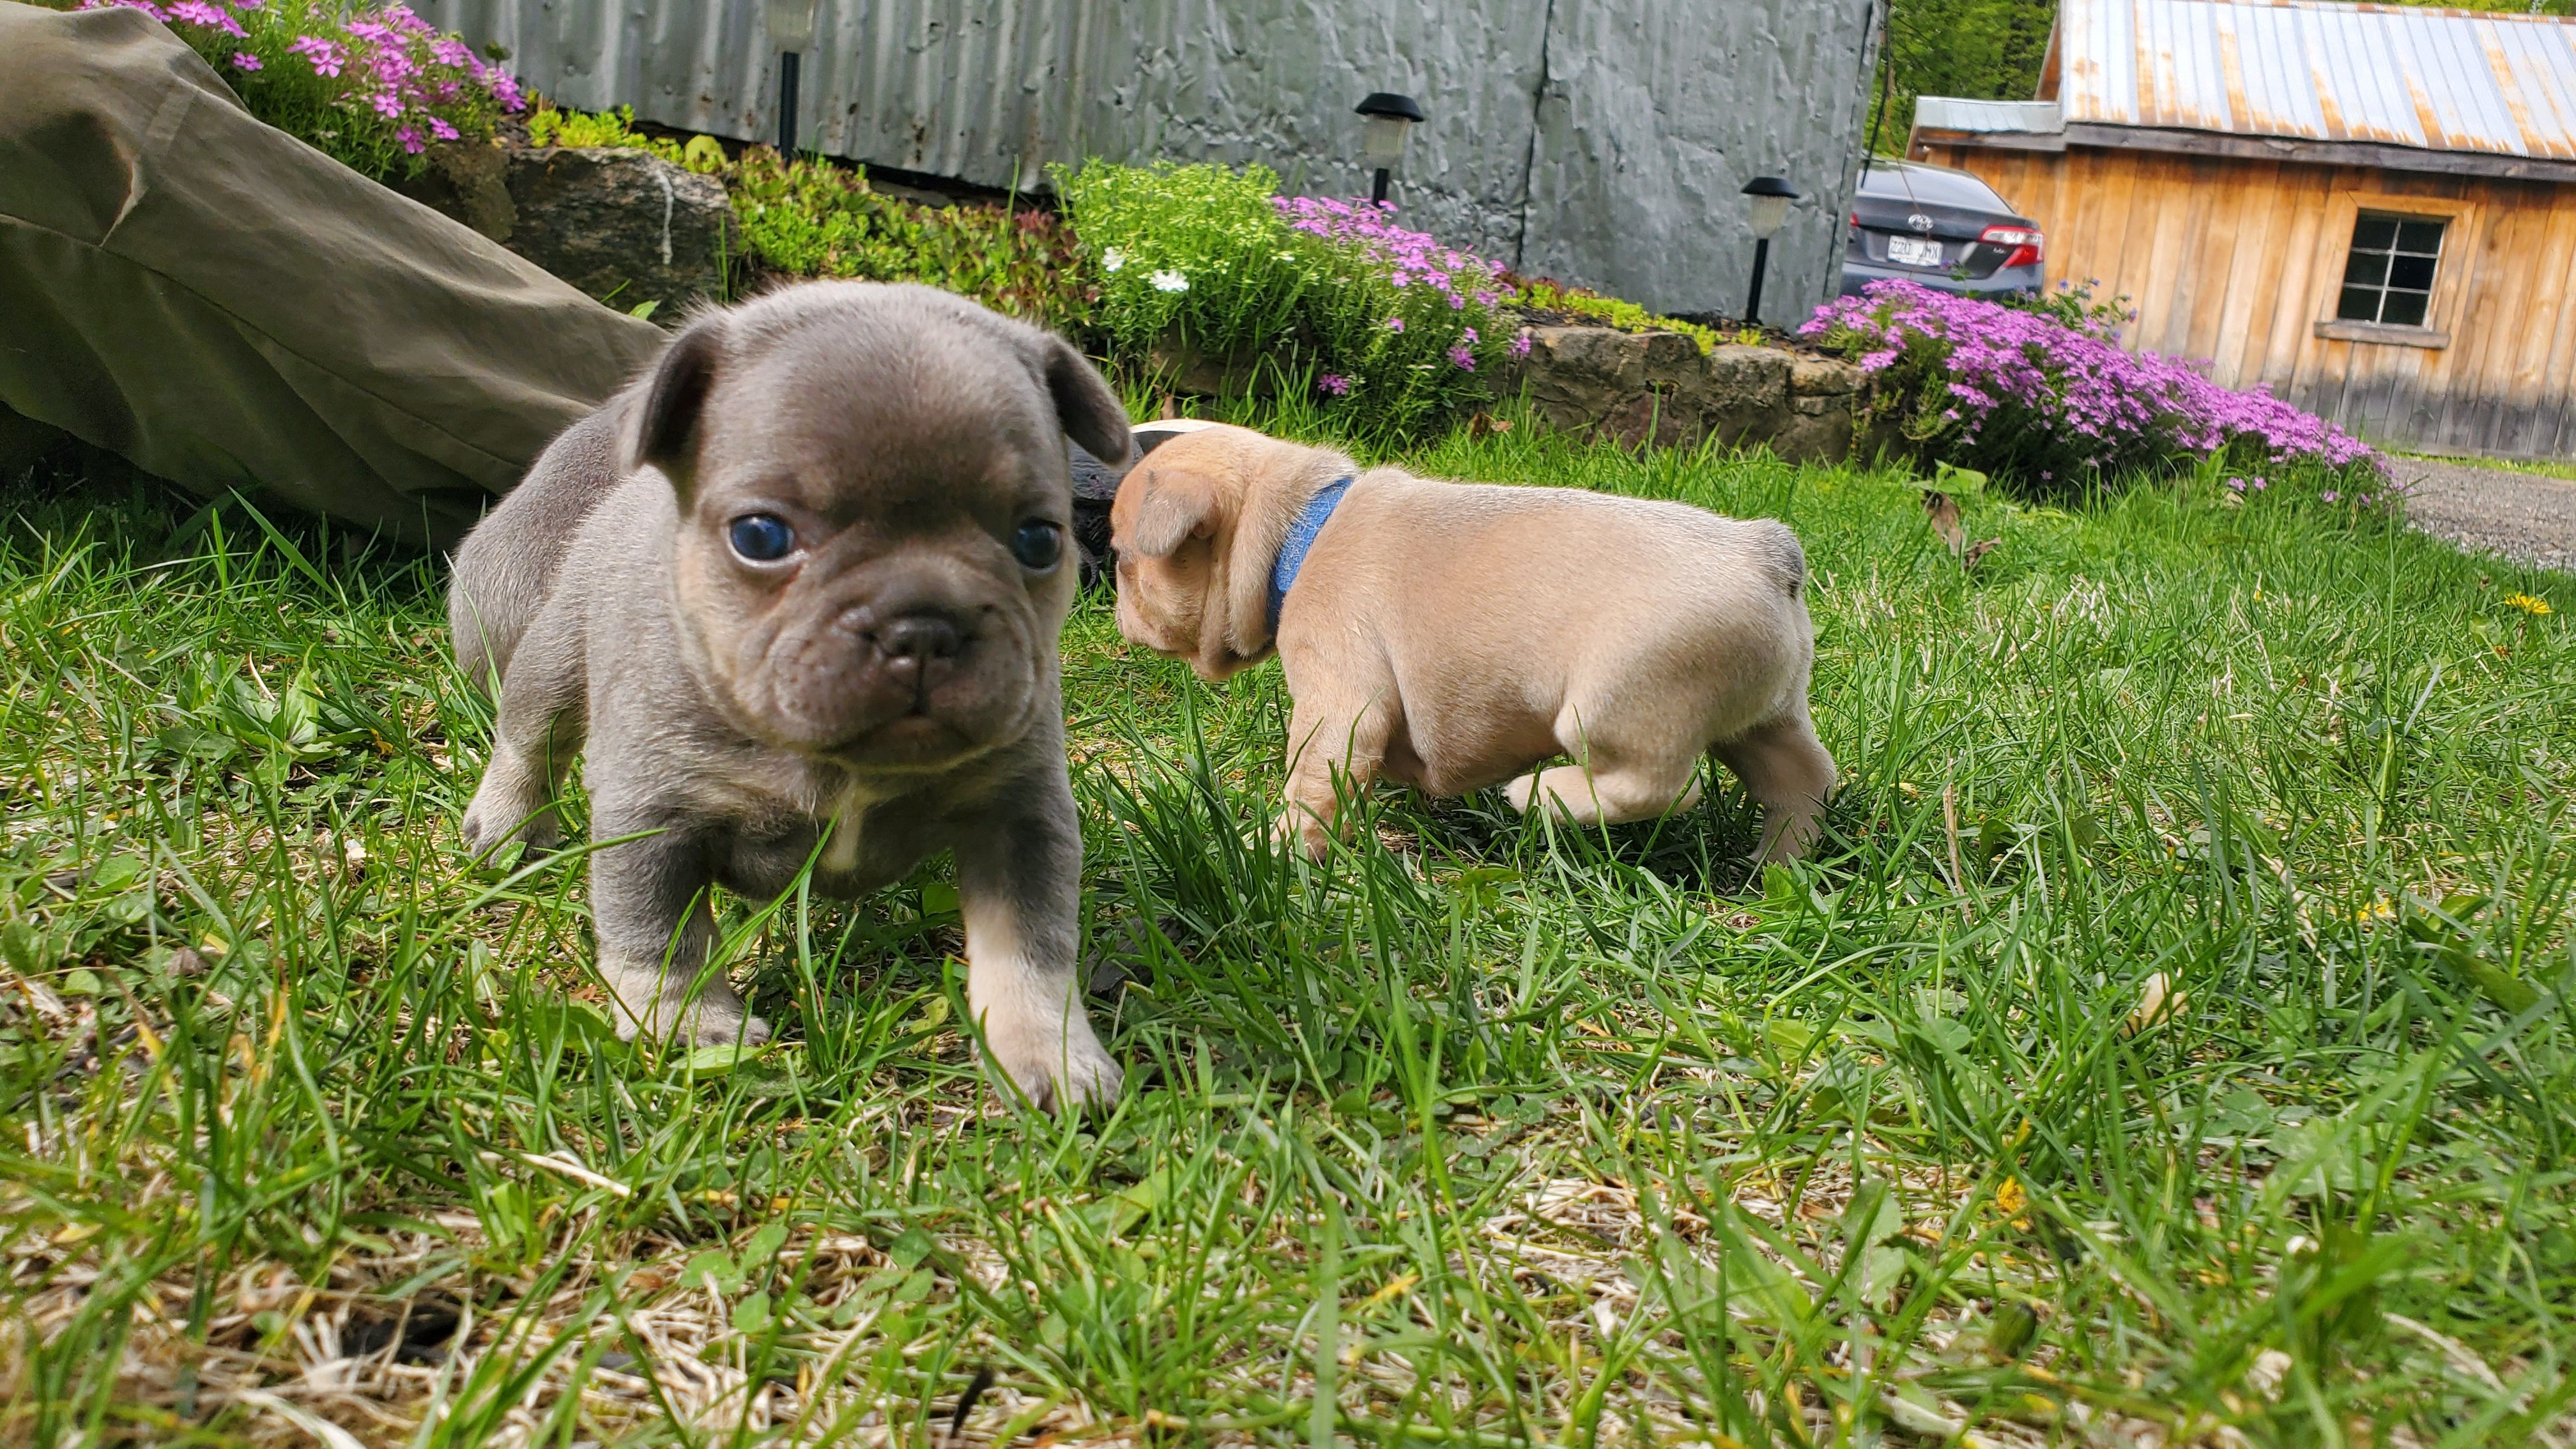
[2395, 456, 2576, 574]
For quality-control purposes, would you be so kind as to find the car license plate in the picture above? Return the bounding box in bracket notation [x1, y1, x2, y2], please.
[1887, 236, 1943, 267]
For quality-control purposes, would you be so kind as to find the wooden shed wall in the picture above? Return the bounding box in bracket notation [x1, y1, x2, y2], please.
[1914, 140, 2576, 460]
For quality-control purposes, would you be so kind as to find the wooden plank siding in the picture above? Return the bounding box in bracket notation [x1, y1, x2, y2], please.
[1915, 138, 2576, 459]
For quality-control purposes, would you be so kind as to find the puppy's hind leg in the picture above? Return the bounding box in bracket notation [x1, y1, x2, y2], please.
[460, 598, 587, 855]
[587, 815, 769, 1046]
[1712, 707, 1837, 863]
[1506, 753, 1705, 827]
[1507, 703, 1706, 827]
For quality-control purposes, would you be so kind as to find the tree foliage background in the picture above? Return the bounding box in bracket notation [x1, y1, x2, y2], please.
[1867, 0, 2054, 155]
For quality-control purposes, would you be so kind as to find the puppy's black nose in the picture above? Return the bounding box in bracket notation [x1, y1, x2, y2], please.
[874, 613, 963, 666]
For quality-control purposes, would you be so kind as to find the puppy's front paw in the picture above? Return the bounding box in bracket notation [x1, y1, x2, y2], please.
[1503, 773, 1541, 814]
[461, 772, 561, 856]
[981, 1016, 1123, 1114]
[599, 958, 768, 1046]
[1040, 1038, 1125, 1114]
[1271, 808, 1331, 862]
[684, 1006, 775, 1048]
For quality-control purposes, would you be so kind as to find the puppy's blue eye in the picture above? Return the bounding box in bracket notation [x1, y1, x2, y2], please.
[728, 513, 795, 562]
[1012, 521, 1063, 571]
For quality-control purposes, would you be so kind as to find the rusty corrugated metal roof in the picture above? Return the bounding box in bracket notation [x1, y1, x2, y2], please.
[2050, 0, 2576, 159]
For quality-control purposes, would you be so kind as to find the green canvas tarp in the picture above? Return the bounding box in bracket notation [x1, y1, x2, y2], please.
[0, 2, 664, 543]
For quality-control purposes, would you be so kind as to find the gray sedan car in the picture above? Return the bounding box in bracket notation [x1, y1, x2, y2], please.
[1840, 158, 2044, 298]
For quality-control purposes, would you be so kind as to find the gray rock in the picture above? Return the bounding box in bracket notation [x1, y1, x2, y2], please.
[1767, 399, 1857, 462]
[1519, 326, 1649, 429]
[1704, 344, 1792, 414]
[1498, 326, 1862, 456]
[1639, 331, 1706, 389]
[1789, 356, 1862, 397]
[400, 143, 733, 321]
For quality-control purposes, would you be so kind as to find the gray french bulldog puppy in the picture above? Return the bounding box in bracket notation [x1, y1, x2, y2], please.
[448, 281, 1133, 1111]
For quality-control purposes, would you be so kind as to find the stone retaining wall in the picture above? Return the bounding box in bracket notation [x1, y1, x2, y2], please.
[1494, 326, 1889, 464]
[1160, 324, 1891, 465]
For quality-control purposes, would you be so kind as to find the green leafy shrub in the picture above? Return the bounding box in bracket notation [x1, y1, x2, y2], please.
[1055, 161, 1524, 437]
[1051, 162, 1316, 364]
[2002, 278, 2136, 337]
[79, 0, 524, 181]
[727, 151, 1095, 332]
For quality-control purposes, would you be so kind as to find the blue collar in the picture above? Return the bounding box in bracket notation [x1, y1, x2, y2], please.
[1267, 476, 1353, 633]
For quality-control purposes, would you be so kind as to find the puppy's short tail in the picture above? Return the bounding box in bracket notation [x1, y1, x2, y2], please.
[1752, 521, 1807, 600]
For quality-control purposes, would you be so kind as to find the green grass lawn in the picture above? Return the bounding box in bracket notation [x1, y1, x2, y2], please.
[4, 427, 2573, 1447]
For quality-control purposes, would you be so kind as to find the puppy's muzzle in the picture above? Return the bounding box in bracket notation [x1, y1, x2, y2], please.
[851, 608, 967, 707]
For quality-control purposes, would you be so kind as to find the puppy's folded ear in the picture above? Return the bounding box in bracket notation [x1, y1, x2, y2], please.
[1125, 466, 1219, 558]
[623, 316, 728, 498]
[1036, 334, 1133, 467]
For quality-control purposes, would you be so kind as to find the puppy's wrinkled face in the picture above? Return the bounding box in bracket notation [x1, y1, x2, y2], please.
[1109, 434, 1249, 682]
[631, 285, 1130, 770]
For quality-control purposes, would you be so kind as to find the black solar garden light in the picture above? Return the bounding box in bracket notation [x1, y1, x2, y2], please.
[1355, 92, 1426, 205]
[1741, 175, 1800, 325]
[766, 0, 820, 156]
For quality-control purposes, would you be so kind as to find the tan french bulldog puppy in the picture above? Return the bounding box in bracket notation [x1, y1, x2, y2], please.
[1107, 424, 1834, 862]
[448, 282, 1133, 1111]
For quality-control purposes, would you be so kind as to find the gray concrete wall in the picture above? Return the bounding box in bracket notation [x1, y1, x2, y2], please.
[417, 0, 1880, 317]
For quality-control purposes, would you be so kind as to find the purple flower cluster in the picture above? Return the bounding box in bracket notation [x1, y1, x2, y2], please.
[1803, 280, 2387, 490]
[1271, 194, 1520, 406]
[167, 0, 246, 37]
[1276, 196, 1510, 321]
[89, 0, 524, 160]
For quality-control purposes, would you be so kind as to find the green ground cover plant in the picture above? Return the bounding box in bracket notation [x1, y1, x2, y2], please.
[4, 408, 2573, 1444]
[522, 102, 728, 176]
[1516, 280, 1727, 355]
[726, 151, 1096, 334]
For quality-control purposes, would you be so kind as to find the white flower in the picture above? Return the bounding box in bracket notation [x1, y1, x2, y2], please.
[1149, 269, 1189, 293]
[1101, 247, 1126, 272]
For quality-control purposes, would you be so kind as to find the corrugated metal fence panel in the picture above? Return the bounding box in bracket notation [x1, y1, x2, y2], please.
[2054, 0, 2576, 160]
[414, 0, 765, 139]
[415, 0, 1877, 314]
[813, 0, 1556, 270]
[1521, 0, 1877, 316]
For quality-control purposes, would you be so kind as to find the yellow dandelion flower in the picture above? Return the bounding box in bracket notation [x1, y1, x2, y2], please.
[1361, 1272, 1418, 1310]
[2357, 898, 2394, 924]
[2504, 592, 2555, 617]
[1995, 1177, 2029, 1227]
